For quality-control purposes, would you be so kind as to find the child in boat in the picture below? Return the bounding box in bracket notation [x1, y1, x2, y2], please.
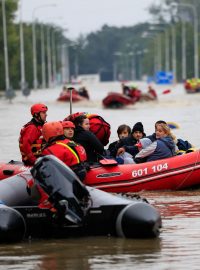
[114, 122, 146, 163]
[42, 121, 87, 181]
[61, 121, 75, 139]
[134, 123, 176, 163]
[107, 124, 131, 157]
[115, 122, 146, 156]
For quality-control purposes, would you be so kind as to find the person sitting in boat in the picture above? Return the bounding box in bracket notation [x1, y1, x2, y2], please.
[61, 121, 75, 139]
[19, 103, 48, 166]
[129, 85, 142, 101]
[114, 122, 146, 158]
[134, 123, 176, 163]
[78, 87, 90, 99]
[107, 124, 131, 157]
[62, 85, 68, 92]
[42, 121, 87, 181]
[73, 114, 105, 163]
[148, 120, 194, 154]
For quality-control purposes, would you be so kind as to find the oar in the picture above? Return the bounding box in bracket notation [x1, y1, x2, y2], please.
[162, 89, 171, 94]
[99, 159, 118, 166]
[98, 153, 118, 166]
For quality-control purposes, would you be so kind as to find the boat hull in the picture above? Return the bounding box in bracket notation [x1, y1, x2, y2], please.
[84, 151, 200, 192]
[0, 159, 161, 242]
[102, 92, 135, 108]
[1, 151, 200, 192]
[57, 91, 88, 102]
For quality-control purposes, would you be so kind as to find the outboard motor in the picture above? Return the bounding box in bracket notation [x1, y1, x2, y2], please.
[30, 155, 90, 224]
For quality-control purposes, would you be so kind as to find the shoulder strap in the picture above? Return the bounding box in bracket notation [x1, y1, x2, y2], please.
[56, 141, 80, 163]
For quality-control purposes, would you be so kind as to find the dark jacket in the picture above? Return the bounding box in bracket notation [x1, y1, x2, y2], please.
[107, 140, 119, 157]
[74, 126, 104, 163]
[109, 135, 139, 157]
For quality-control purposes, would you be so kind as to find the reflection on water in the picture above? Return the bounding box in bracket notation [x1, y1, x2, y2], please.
[0, 191, 200, 269]
[0, 237, 162, 270]
[1, 82, 200, 269]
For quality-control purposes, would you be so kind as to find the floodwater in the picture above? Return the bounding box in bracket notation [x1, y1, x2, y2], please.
[1, 81, 200, 269]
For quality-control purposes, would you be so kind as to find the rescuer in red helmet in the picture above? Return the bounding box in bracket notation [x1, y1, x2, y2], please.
[19, 103, 48, 166]
[41, 121, 87, 181]
[61, 121, 75, 139]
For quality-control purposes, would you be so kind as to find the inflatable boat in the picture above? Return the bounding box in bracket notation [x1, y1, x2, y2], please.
[0, 156, 161, 243]
[57, 88, 89, 102]
[102, 92, 135, 108]
[184, 78, 200, 93]
[0, 151, 200, 193]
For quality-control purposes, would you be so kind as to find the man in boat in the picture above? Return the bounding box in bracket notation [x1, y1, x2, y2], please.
[42, 121, 87, 181]
[19, 103, 48, 166]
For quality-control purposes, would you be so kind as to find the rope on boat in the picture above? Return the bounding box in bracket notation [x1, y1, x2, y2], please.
[117, 193, 149, 203]
[175, 149, 200, 190]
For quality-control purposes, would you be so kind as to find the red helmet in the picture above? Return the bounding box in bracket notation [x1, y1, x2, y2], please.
[62, 121, 75, 129]
[31, 103, 48, 116]
[42, 121, 63, 142]
[64, 112, 86, 122]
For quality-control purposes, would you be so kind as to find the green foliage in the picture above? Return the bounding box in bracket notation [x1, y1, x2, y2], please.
[0, 0, 200, 90]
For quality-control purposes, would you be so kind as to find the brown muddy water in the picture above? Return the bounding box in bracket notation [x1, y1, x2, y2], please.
[0, 190, 200, 270]
[1, 82, 200, 269]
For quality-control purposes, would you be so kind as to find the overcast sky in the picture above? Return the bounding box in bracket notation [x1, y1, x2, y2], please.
[20, 0, 158, 39]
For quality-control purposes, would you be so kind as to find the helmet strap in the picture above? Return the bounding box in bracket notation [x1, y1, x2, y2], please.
[34, 113, 44, 124]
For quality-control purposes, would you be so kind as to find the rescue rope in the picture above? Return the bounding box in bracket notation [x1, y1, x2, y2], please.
[175, 149, 200, 190]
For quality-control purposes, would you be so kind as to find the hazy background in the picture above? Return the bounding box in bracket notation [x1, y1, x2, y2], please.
[20, 0, 154, 39]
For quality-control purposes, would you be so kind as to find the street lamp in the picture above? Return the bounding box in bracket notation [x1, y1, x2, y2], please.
[2, 0, 10, 91]
[113, 51, 122, 81]
[32, 4, 56, 89]
[142, 32, 160, 76]
[19, 0, 30, 96]
[148, 24, 170, 72]
[172, 3, 199, 78]
[40, 23, 46, 89]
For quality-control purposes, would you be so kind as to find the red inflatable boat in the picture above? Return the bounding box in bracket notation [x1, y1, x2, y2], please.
[1, 151, 200, 192]
[102, 92, 135, 108]
[57, 88, 89, 102]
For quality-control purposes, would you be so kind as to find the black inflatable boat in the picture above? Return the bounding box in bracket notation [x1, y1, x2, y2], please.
[0, 156, 162, 243]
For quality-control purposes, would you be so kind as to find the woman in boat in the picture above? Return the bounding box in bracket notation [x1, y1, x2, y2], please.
[19, 103, 48, 166]
[73, 114, 105, 163]
[148, 120, 194, 154]
[134, 123, 176, 163]
[42, 121, 87, 181]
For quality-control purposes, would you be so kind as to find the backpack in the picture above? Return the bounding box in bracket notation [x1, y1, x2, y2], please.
[64, 112, 111, 146]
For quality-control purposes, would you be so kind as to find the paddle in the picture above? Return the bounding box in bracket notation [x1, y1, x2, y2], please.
[98, 153, 118, 166]
[162, 89, 171, 94]
[99, 159, 118, 166]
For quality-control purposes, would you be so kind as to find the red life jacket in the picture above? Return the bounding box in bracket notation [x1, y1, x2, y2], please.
[42, 138, 87, 167]
[19, 121, 44, 164]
